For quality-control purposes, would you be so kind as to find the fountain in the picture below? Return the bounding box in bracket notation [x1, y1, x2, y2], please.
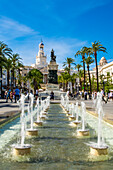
[73, 102, 81, 126]
[26, 93, 38, 136]
[40, 99, 47, 120]
[90, 93, 108, 156]
[13, 93, 31, 156]
[34, 98, 43, 126]
[1, 96, 113, 168]
[69, 103, 76, 120]
[77, 102, 89, 137]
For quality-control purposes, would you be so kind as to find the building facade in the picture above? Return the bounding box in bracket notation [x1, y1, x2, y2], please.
[90, 57, 113, 82]
[31, 41, 48, 84]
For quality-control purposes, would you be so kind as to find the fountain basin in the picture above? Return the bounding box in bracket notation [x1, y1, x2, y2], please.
[40, 115, 47, 120]
[42, 111, 47, 115]
[13, 144, 31, 156]
[77, 129, 90, 137]
[34, 121, 43, 126]
[26, 129, 38, 136]
[66, 113, 71, 116]
[45, 108, 49, 112]
[69, 116, 76, 120]
[73, 121, 81, 126]
[90, 145, 108, 156]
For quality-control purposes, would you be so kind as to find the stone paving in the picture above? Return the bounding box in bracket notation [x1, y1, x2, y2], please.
[0, 99, 20, 123]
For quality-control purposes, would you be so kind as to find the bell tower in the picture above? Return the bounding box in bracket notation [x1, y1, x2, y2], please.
[36, 41, 47, 67]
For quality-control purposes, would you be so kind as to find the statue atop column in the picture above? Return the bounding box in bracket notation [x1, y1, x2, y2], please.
[50, 49, 56, 62]
[48, 49, 58, 84]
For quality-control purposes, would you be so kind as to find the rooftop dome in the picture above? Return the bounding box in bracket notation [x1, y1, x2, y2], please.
[39, 41, 44, 48]
[99, 56, 107, 66]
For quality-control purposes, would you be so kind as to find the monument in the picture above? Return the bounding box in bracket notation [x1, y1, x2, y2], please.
[39, 49, 66, 100]
[48, 49, 58, 84]
[47, 49, 59, 91]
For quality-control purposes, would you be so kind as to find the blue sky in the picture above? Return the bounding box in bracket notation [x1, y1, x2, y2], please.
[0, 0, 113, 69]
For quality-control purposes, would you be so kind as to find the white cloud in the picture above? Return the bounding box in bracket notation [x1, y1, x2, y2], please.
[0, 16, 88, 68]
[0, 16, 38, 41]
[11, 37, 88, 68]
[44, 37, 88, 68]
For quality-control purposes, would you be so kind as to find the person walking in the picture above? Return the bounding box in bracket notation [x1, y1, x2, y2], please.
[101, 88, 107, 104]
[50, 91, 54, 100]
[15, 86, 20, 103]
[6, 88, 11, 103]
[10, 90, 13, 103]
[35, 89, 38, 100]
[84, 91, 87, 100]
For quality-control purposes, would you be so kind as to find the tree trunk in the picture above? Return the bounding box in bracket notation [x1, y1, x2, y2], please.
[66, 81, 68, 91]
[87, 65, 92, 95]
[11, 70, 13, 88]
[12, 68, 14, 88]
[83, 59, 86, 91]
[7, 69, 9, 88]
[80, 79, 82, 91]
[94, 51, 99, 92]
[18, 68, 21, 87]
[0, 66, 2, 98]
[69, 64, 70, 75]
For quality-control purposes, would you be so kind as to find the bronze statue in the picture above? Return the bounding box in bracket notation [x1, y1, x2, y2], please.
[50, 49, 56, 62]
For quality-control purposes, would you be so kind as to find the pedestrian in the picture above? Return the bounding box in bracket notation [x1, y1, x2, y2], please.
[15, 86, 20, 103]
[101, 88, 107, 104]
[35, 89, 38, 100]
[10, 90, 13, 103]
[84, 91, 87, 100]
[6, 88, 11, 103]
[50, 91, 54, 100]
[5, 89, 8, 99]
[109, 91, 113, 101]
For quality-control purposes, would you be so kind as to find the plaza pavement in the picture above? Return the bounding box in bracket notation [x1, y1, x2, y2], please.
[0, 98, 113, 125]
[0, 99, 20, 124]
[51, 98, 113, 125]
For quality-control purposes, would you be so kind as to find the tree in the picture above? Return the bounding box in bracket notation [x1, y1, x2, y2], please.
[10, 53, 22, 88]
[27, 69, 43, 93]
[75, 47, 86, 91]
[76, 69, 84, 91]
[85, 56, 94, 95]
[69, 73, 77, 93]
[60, 72, 70, 91]
[17, 61, 24, 87]
[0, 41, 12, 97]
[63, 57, 74, 75]
[91, 75, 97, 92]
[75, 64, 82, 72]
[3, 58, 12, 88]
[91, 41, 107, 92]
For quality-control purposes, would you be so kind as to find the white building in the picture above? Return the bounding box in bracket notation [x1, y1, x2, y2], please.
[31, 41, 47, 68]
[90, 56, 113, 81]
[31, 41, 48, 84]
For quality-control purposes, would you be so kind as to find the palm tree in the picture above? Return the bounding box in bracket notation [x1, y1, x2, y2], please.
[75, 64, 82, 72]
[69, 73, 77, 93]
[77, 69, 84, 91]
[60, 72, 70, 91]
[27, 69, 43, 94]
[17, 61, 24, 87]
[0, 41, 12, 97]
[91, 41, 107, 92]
[3, 58, 12, 88]
[63, 57, 74, 75]
[85, 56, 94, 95]
[75, 47, 86, 91]
[10, 53, 22, 88]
